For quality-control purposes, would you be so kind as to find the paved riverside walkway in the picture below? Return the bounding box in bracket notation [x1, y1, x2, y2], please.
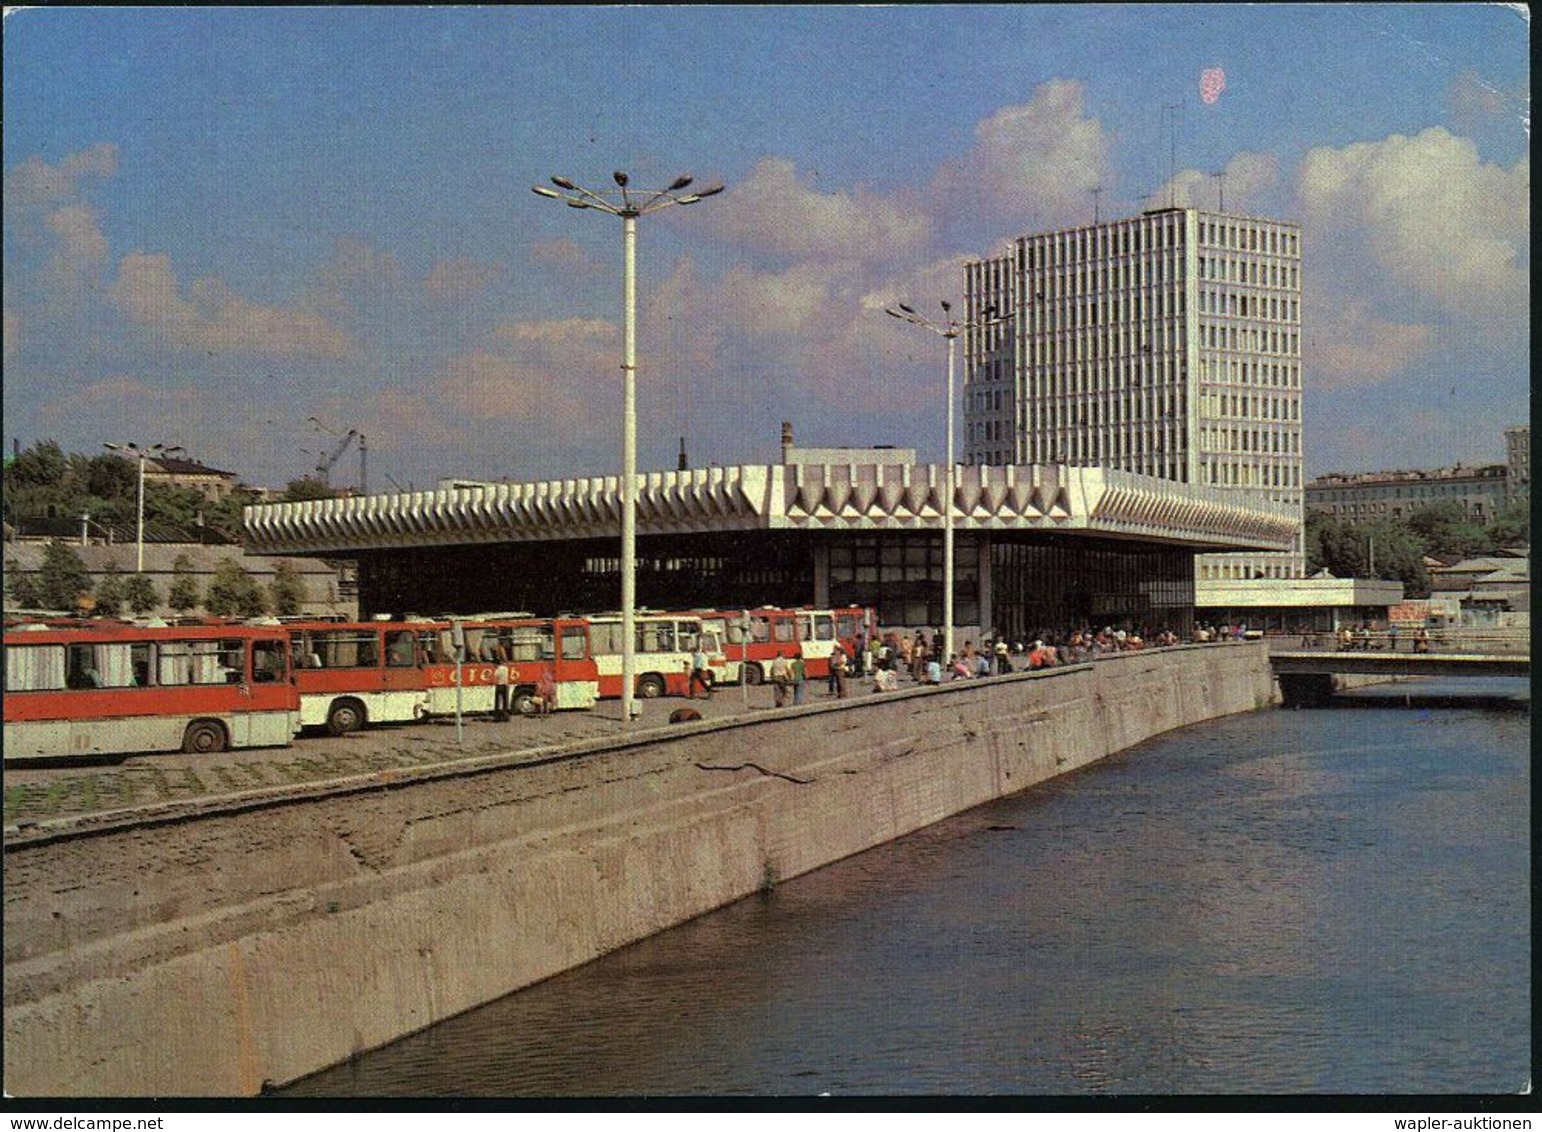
[2, 678, 872, 827]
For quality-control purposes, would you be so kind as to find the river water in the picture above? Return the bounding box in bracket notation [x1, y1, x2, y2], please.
[283, 678, 1529, 1097]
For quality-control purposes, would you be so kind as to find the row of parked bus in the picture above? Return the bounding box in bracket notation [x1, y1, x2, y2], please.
[1, 606, 876, 761]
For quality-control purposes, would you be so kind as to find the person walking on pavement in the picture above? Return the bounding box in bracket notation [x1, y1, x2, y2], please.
[688, 645, 713, 699]
[770, 651, 791, 707]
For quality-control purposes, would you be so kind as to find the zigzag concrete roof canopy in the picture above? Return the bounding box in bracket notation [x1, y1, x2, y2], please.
[243, 462, 1298, 556]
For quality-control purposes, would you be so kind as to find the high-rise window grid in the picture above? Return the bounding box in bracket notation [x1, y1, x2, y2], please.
[964, 208, 1305, 579]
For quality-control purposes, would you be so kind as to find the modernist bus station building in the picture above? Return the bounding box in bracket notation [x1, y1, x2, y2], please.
[245, 442, 1299, 643]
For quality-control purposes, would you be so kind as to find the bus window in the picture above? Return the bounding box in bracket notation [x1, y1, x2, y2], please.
[6, 644, 66, 692]
[252, 639, 287, 683]
[836, 613, 860, 639]
[385, 630, 417, 668]
[416, 630, 445, 664]
[467, 628, 498, 662]
[638, 623, 675, 653]
[771, 618, 796, 644]
[200, 640, 245, 684]
[814, 615, 835, 641]
[589, 621, 624, 655]
[88, 642, 142, 687]
[66, 643, 106, 688]
[559, 625, 587, 661]
[509, 625, 547, 662]
[292, 634, 321, 668]
[312, 630, 378, 668]
[749, 616, 771, 644]
[159, 642, 194, 685]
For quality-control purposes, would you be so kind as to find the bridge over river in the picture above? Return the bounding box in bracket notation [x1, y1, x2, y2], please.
[1268, 629, 1530, 706]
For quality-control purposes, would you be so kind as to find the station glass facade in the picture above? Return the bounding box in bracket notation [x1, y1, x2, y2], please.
[354, 528, 1197, 641]
[989, 536, 1195, 642]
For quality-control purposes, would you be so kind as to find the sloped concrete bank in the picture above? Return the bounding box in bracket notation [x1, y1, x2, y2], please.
[3, 643, 1274, 1097]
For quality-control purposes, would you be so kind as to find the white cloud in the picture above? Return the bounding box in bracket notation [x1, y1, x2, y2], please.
[696, 157, 932, 265]
[429, 318, 615, 428]
[41, 203, 112, 297]
[424, 256, 504, 300]
[1296, 127, 1528, 337]
[1144, 152, 1281, 214]
[930, 79, 1114, 232]
[530, 237, 603, 278]
[317, 238, 406, 291]
[3, 143, 117, 211]
[44, 205, 110, 271]
[6, 145, 120, 308]
[109, 251, 354, 359]
[636, 248, 978, 421]
[35, 374, 211, 450]
[501, 317, 613, 348]
[1305, 301, 1435, 387]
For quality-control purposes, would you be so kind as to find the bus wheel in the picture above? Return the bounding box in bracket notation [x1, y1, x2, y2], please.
[326, 698, 366, 736]
[639, 674, 666, 699]
[182, 720, 228, 755]
[743, 663, 764, 686]
[513, 688, 539, 716]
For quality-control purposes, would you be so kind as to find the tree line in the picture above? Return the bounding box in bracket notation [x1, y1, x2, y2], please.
[6, 541, 308, 619]
[4, 438, 335, 617]
[1305, 496, 1529, 598]
[2, 438, 338, 544]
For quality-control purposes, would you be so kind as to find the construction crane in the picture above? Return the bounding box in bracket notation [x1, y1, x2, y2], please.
[307, 417, 368, 493]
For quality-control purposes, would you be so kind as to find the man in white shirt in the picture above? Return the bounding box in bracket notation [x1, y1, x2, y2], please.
[493, 655, 511, 721]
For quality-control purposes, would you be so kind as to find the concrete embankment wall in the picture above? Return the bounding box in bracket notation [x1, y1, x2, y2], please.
[3, 643, 1275, 1097]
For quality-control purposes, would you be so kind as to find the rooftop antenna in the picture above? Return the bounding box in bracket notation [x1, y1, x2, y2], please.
[1163, 102, 1183, 208]
[1213, 170, 1225, 212]
[1091, 185, 1102, 226]
[677, 436, 688, 471]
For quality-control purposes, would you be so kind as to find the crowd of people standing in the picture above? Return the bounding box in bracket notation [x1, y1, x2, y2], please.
[774, 621, 1200, 701]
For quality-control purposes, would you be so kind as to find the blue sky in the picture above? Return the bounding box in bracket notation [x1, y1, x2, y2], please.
[3, 5, 1530, 492]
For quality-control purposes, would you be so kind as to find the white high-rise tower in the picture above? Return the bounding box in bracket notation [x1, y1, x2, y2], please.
[964, 207, 1305, 579]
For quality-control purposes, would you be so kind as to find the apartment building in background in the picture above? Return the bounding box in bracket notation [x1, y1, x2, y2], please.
[1306, 463, 1511, 524]
[963, 206, 1305, 581]
[1505, 424, 1529, 498]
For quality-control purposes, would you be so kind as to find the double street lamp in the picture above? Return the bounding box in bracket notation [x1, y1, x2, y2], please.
[103, 442, 183, 573]
[884, 300, 996, 665]
[533, 171, 723, 725]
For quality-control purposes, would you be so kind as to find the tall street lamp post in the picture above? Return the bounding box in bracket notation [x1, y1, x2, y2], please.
[534, 171, 723, 725]
[884, 301, 996, 664]
[103, 442, 183, 573]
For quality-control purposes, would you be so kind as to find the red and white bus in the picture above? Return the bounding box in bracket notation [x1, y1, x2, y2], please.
[3, 621, 300, 759]
[585, 612, 735, 698]
[286, 619, 436, 734]
[418, 616, 600, 716]
[692, 607, 877, 684]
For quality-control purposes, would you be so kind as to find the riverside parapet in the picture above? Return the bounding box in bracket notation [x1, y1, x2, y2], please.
[3, 642, 1276, 1096]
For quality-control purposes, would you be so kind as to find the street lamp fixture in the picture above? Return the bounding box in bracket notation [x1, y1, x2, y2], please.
[883, 300, 998, 664]
[533, 171, 724, 725]
[103, 442, 184, 573]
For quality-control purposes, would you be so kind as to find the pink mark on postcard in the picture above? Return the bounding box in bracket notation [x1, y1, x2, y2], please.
[1200, 68, 1227, 104]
